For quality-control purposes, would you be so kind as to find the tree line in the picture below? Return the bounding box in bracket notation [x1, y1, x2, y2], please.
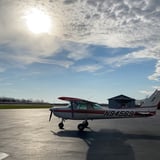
[0, 97, 45, 104]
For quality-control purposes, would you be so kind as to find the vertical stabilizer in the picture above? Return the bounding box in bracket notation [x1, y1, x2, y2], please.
[141, 90, 160, 107]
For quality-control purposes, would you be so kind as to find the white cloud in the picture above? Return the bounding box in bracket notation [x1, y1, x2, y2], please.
[57, 0, 160, 47]
[0, 0, 160, 78]
[58, 0, 160, 78]
[148, 60, 160, 81]
[139, 90, 153, 96]
[38, 58, 74, 68]
[103, 49, 150, 67]
[152, 86, 160, 90]
[67, 49, 91, 61]
[139, 85, 160, 97]
[73, 64, 102, 72]
[102, 46, 160, 80]
[61, 42, 91, 61]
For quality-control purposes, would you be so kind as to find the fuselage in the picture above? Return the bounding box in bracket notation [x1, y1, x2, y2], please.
[50, 105, 156, 120]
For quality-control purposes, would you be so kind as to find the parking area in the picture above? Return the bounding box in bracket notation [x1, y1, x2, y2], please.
[0, 109, 160, 160]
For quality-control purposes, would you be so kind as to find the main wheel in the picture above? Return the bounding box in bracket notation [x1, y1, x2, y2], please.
[78, 123, 85, 131]
[58, 122, 64, 129]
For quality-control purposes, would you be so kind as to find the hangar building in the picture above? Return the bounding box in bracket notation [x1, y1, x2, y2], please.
[108, 95, 135, 109]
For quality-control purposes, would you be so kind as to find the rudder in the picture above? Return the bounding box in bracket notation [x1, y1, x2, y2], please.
[141, 90, 160, 107]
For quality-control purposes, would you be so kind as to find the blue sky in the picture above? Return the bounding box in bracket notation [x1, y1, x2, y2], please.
[0, 0, 160, 103]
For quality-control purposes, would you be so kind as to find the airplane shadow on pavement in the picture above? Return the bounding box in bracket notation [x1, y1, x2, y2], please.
[51, 129, 160, 160]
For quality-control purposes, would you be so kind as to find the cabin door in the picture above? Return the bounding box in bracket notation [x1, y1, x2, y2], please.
[73, 103, 88, 120]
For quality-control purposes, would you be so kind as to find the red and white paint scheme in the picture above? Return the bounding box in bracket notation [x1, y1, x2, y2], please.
[49, 90, 160, 131]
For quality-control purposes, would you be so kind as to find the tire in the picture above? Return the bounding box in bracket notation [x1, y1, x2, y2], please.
[78, 124, 85, 131]
[58, 122, 64, 129]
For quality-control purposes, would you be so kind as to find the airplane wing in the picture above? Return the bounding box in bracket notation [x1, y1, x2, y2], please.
[58, 97, 97, 104]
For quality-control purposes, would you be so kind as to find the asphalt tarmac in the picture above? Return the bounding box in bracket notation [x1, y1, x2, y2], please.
[0, 109, 160, 160]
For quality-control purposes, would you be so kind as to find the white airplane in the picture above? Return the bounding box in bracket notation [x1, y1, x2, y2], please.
[49, 90, 160, 131]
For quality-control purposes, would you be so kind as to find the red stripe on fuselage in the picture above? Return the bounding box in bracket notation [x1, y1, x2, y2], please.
[54, 109, 105, 114]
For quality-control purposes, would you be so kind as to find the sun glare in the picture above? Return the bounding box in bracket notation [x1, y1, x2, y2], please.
[24, 8, 52, 34]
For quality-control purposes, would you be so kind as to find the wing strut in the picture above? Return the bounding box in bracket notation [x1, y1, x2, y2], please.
[71, 102, 74, 119]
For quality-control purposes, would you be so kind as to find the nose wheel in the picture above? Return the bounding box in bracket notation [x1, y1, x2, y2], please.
[58, 119, 64, 129]
[77, 120, 89, 131]
[58, 122, 64, 129]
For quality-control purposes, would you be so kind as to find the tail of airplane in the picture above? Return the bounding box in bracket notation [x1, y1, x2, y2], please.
[141, 90, 160, 108]
[130, 90, 160, 117]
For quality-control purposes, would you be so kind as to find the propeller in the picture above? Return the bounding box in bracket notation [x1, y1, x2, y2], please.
[49, 110, 53, 121]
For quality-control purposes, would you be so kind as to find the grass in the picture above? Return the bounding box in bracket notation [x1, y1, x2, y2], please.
[0, 103, 52, 109]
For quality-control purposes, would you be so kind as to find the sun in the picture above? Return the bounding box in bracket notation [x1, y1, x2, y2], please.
[24, 8, 52, 34]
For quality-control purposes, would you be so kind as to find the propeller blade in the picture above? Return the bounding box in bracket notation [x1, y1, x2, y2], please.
[49, 111, 52, 121]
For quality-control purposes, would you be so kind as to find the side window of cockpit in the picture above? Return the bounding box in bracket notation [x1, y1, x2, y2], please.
[77, 103, 87, 110]
[71, 102, 78, 109]
[87, 103, 94, 110]
[93, 104, 101, 110]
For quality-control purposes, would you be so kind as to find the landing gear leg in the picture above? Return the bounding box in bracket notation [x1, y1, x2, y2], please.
[83, 120, 89, 128]
[58, 119, 64, 129]
[77, 120, 89, 131]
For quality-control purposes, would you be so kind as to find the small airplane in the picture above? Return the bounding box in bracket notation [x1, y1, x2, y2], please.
[49, 90, 160, 131]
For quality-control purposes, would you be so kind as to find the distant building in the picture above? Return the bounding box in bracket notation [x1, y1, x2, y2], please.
[108, 95, 135, 109]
